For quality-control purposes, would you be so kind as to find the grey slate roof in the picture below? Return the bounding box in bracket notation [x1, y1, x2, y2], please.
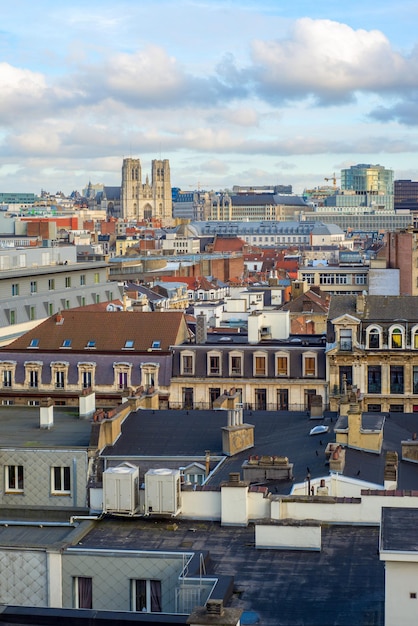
[101, 409, 418, 492]
[328, 295, 418, 322]
[381, 507, 418, 552]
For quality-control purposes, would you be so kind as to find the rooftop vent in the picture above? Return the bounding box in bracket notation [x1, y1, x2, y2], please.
[206, 600, 224, 617]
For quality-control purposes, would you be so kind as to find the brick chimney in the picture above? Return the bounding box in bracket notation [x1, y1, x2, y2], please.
[187, 600, 242, 626]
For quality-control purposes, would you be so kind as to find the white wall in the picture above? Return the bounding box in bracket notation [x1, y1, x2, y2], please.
[255, 524, 321, 551]
[385, 561, 418, 626]
[180, 490, 221, 520]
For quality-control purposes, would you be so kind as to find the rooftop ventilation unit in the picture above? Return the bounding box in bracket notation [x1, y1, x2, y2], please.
[145, 468, 182, 516]
[103, 462, 139, 515]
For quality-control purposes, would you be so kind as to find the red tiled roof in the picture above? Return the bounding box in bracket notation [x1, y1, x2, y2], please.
[4, 311, 189, 352]
[212, 237, 246, 252]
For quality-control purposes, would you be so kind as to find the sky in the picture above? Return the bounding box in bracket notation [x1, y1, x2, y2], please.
[2, 0, 418, 195]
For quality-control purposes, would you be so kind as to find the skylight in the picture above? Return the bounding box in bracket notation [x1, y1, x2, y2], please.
[124, 340, 134, 349]
[29, 339, 39, 348]
[62, 339, 72, 348]
[151, 341, 161, 349]
[86, 340, 96, 348]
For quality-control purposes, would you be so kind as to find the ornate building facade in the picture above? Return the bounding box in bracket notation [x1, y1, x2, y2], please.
[120, 158, 172, 222]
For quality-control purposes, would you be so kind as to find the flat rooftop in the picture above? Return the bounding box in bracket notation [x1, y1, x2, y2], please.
[78, 517, 384, 626]
[102, 409, 418, 492]
[0, 406, 92, 448]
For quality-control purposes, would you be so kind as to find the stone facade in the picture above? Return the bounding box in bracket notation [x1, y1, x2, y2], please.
[120, 158, 172, 222]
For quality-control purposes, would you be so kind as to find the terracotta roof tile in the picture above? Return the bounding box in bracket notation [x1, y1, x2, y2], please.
[4, 311, 188, 352]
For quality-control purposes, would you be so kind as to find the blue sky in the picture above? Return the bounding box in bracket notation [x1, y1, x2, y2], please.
[2, 0, 418, 195]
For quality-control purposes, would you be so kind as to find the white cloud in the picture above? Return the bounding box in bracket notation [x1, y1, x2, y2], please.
[250, 18, 407, 103]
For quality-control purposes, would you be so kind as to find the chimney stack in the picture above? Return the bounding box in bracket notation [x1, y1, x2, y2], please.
[196, 313, 207, 344]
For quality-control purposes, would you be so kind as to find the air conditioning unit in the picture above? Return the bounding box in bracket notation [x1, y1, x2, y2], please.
[145, 468, 181, 516]
[103, 462, 140, 515]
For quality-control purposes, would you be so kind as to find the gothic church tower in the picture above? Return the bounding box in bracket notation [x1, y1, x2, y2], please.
[121, 157, 172, 222]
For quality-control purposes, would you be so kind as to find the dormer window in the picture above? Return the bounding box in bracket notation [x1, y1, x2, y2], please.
[29, 339, 39, 348]
[390, 326, 404, 349]
[366, 326, 381, 349]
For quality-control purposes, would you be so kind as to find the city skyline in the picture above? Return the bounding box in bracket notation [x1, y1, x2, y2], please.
[1, 0, 418, 194]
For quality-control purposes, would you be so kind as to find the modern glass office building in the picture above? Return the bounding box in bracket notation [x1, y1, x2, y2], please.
[341, 164, 394, 195]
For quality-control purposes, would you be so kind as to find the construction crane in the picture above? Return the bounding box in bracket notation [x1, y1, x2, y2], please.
[189, 182, 211, 192]
[324, 173, 340, 188]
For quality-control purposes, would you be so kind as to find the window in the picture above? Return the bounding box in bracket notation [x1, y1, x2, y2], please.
[131, 579, 162, 612]
[95, 294, 100, 304]
[209, 388, 221, 408]
[414, 366, 418, 394]
[86, 340, 96, 348]
[74, 577, 92, 609]
[255, 388, 267, 410]
[48, 279, 55, 290]
[29, 370, 38, 388]
[276, 354, 288, 377]
[367, 327, 381, 349]
[181, 353, 194, 375]
[303, 354, 317, 377]
[80, 274, 86, 286]
[55, 370, 65, 388]
[208, 353, 221, 376]
[94, 272, 100, 284]
[62, 339, 72, 348]
[124, 340, 134, 349]
[118, 371, 128, 388]
[391, 327, 403, 348]
[51, 466, 71, 494]
[230, 354, 243, 377]
[30, 281, 37, 294]
[48, 303, 54, 316]
[277, 389, 289, 410]
[82, 371, 92, 389]
[390, 366, 404, 394]
[3, 370, 11, 388]
[65, 277, 71, 288]
[29, 338, 39, 348]
[368, 365, 381, 394]
[9, 310, 16, 325]
[254, 354, 267, 376]
[5, 465, 24, 493]
[182, 387, 194, 409]
[11, 283, 19, 296]
[339, 329, 352, 351]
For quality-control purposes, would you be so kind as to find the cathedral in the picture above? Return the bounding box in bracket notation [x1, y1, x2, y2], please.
[120, 158, 172, 222]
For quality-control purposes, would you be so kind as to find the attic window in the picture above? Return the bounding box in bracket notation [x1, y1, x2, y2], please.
[62, 339, 72, 348]
[86, 340, 96, 349]
[124, 340, 134, 349]
[151, 341, 161, 349]
[29, 339, 39, 348]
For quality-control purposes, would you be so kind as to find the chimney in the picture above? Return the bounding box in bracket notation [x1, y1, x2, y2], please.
[40, 398, 54, 429]
[356, 294, 366, 314]
[187, 599, 242, 626]
[55, 312, 64, 325]
[196, 313, 207, 344]
[384, 450, 398, 490]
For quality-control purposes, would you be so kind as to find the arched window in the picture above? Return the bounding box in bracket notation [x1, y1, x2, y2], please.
[390, 326, 404, 349]
[366, 326, 382, 349]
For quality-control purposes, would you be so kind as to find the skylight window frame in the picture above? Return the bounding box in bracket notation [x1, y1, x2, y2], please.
[124, 340, 135, 349]
[28, 339, 39, 349]
[86, 340, 96, 349]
